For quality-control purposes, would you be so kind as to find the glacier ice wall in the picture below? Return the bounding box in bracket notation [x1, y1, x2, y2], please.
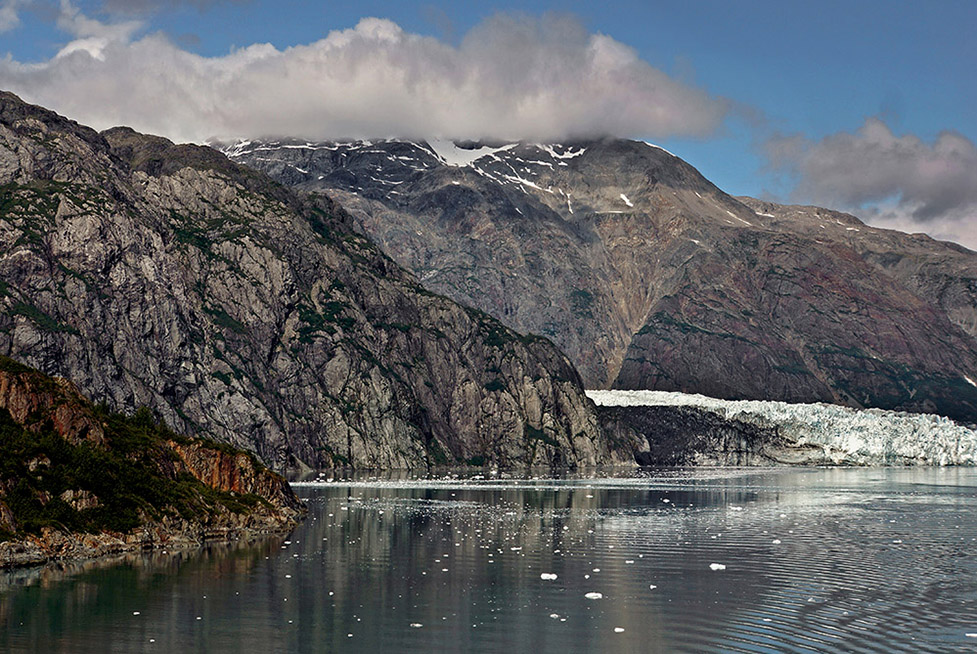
[588, 390, 977, 465]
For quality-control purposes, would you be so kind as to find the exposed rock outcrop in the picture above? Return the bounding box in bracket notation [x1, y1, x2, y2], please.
[0, 92, 617, 471]
[0, 355, 305, 568]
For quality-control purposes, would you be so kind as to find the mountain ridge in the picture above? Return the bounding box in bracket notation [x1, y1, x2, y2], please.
[219, 136, 977, 423]
[0, 91, 624, 471]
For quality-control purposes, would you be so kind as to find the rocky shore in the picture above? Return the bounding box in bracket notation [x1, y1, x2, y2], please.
[0, 356, 306, 568]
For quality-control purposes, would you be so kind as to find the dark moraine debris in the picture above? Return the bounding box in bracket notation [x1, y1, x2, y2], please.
[597, 404, 835, 466]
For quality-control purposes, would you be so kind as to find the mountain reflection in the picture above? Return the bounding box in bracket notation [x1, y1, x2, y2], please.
[2, 467, 976, 653]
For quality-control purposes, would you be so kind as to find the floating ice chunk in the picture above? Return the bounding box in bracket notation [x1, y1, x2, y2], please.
[540, 573, 558, 580]
[585, 592, 603, 600]
[709, 563, 726, 571]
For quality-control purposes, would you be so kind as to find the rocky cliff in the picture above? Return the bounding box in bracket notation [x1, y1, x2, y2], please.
[0, 355, 305, 567]
[220, 138, 977, 422]
[0, 92, 615, 471]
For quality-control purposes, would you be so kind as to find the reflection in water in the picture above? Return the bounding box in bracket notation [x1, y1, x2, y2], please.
[2, 467, 977, 653]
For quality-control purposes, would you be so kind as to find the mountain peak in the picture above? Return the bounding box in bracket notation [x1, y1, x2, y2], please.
[224, 135, 977, 423]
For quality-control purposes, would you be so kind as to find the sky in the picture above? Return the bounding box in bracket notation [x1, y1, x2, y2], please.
[1, 0, 975, 247]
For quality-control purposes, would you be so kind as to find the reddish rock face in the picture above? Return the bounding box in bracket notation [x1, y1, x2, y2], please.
[0, 355, 307, 568]
[169, 441, 305, 514]
[0, 367, 106, 447]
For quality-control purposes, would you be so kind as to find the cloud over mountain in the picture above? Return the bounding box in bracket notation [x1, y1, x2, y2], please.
[0, 6, 729, 143]
[766, 118, 977, 247]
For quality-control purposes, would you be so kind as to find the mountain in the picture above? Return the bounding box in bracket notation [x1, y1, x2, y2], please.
[219, 138, 977, 423]
[0, 355, 304, 567]
[0, 92, 621, 471]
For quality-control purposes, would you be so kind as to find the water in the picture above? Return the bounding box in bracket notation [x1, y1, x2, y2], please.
[2, 467, 977, 653]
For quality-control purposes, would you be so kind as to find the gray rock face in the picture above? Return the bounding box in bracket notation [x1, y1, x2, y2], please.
[220, 138, 977, 423]
[0, 92, 617, 471]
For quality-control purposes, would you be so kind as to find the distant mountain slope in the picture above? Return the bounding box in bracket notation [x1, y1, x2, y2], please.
[220, 138, 977, 422]
[0, 92, 616, 471]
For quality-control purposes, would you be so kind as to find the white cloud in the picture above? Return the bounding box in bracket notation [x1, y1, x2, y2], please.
[99, 0, 246, 14]
[766, 118, 977, 249]
[0, 10, 729, 144]
[0, 0, 23, 33]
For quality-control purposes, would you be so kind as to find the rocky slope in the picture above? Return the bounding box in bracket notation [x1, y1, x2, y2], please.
[0, 92, 617, 471]
[0, 355, 304, 567]
[220, 138, 977, 422]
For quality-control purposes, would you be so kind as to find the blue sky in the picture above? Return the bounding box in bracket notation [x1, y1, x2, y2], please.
[2, 0, 975, 245]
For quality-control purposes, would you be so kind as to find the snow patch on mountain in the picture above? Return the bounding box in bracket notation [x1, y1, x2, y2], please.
[588, 390, 977, 465]
[426, 139, 517, 167]
[642, 141, 677, 157]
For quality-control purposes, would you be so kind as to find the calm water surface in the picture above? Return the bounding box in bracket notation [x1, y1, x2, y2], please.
[2, 467, 976, 653]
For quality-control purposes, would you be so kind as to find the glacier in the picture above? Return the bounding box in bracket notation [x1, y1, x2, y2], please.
[588, 390, 977, 466]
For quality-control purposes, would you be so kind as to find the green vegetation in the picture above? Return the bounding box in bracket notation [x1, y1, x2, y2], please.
[425, 436, 449, 466]
[569, 288, 594, 319]
[524, 424, 558, 447]
[8, 301, 80, 335]
[483, 379, 505, 392]
[0, 369, 269, 543]
[464, 306, 516, 348]
[204, 305, 247, 335]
